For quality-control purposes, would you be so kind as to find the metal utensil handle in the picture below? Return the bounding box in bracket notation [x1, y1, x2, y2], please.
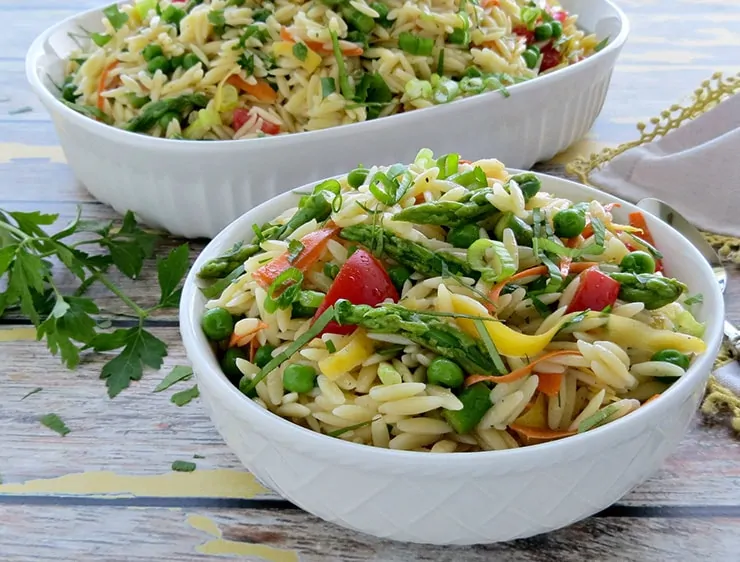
[724, 320, 740, 358]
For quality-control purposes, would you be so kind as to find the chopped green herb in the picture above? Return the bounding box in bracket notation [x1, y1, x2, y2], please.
[321, 77, 336, 98]
[287, 239, 305, 263]
[154, 365, 193, 392]
[208, 10, 226, 34]
[684, 293, 704, 306]
[594, 36, 610, 52]
[193, 454, 206, 459]
[91, 32, 112, 47]
[238, 53, 255, 74]
[40, 413, 70, 436]
[328, 418, 374, 437]
[171, 384, 200, 406]
[325, 340, 337, 353]
[292, 42, 308, 61]
[103, 4, 129, 31]
[172, 460, 197, 472]
[473, 319, 506, 373]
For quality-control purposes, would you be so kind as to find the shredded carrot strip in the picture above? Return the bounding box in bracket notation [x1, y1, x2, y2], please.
[229, 322, 268, 348]
[488, 266, 548, 303]
[564, 235, 583, 248]
[643, 393, 661, 406]
[459, 159, 472, 164]
[604, 203, 621, 213]
[280, 27, 363, 56]
[481, 0, 500, 7]
[465, 350, 582, 386]
[569, 261, 599, 274]
[509, 423, 577, 441]
[249, 340, 257, 363]
[97, 61, 118, 111]
[227, 75, 278, 103]
[628, 212, 656, 246]
[537, 372, 564, 397]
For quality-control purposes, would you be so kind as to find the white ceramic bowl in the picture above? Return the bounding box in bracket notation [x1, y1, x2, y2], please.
[26, 0, 629, 238]
[180, 171, 723, 545]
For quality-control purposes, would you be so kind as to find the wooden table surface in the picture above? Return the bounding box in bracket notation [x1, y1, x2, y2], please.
[1, 1, 740, 560]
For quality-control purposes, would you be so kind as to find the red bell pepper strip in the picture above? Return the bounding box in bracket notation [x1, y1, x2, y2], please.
[252, 227, 338, 288]
[566, 267, 621, 313]
[313, 248, 399, 335]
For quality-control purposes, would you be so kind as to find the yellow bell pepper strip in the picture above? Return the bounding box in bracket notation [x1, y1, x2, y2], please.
[317, 329, 375, 380]
[513, 392, 548, 428]
[449, 293, 578, 356]
[273, 40, 323, 73]
[591, 312, 706, 354]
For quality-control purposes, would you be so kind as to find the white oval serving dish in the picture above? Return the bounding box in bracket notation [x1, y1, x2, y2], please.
[27, 0, 629, 238]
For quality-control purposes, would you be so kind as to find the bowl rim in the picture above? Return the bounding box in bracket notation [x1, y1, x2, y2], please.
[25, 0, 630, 152]
[179, 169, 724, 466]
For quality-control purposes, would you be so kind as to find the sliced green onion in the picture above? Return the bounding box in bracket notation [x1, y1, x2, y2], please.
[398, 32, 434, 56]
[467, 239, 516, 284]
[240, 305, 336, 394]
[325, 339, 337, 353]
[286, 239, 304, 263]
[578, 403, 622, 433]
[436, 153, 459, 179]
[330, 30, 354, 98]
[328, 418, 375, 437]
[266, 267, 304, 310]
[432, 76, 460, 104]
[378, 362, 402, 385]
[368, 172, 398, 206]
[473, 319, 506, 374]
[299, 290, 325, 308]
[386, 163, 407, 179]
[313, 178, 341, 196]
[332, 191, 343, 213]
[414, 148, 435, 168]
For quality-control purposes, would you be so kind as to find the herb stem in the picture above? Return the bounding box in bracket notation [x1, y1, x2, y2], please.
[91, 269, 149, 318]
[0, 219, 31, 241]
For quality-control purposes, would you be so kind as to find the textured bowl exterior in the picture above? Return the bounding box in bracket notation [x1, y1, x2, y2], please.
[180, 173, 724, 545]
[26, 0, 628, 238]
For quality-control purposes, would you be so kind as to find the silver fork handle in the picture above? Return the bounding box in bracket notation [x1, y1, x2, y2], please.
[724, 320, 740, 358]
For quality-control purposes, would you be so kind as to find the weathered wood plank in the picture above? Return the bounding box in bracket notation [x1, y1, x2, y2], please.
[0, 504, 738, 561]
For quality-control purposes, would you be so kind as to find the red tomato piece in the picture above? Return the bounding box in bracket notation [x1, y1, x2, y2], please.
[253, 227, 338, 288]
[566, 267, 621, 314]
[232, 109, 281, 135]
[548, 9, 568, 22]
[513, 25, 535, 44]
[232, 108, 250, 132]
[313, 248, 399, 335]
[540, 45, 562, 72]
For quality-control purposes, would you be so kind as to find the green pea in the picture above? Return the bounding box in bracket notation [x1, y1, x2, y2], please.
[426, 358, 464, 388]
[620, 251, 656, 274]
[651, 349, 690, 371]
[553, 208, 587, 238]
[253, 344, 275, 368]
[388, 265, 411, 292]
[522, 49, 539, 69]
[201, 307, 234, 341]
[170, 54, 185, 69]
[347, 167, 369, 188]
[182, 53, 202, 70]
[528, 44, 541, 56]
[283, 364, 317, 393]
[221, 347, 246, 380]
[447, 223, 480, 249]
[147, 55, 171, 75]
[142, 44, 164, 62]
[534, 22, 553, 41]
[550, 21, 563, 39]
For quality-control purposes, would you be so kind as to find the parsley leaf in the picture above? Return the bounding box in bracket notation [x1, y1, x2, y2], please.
[172, 460, 196, 472]
[292, 42, 308, 61]
[684, 293, 704, 306]
[595, 36, 610, 52]
[103, 4, 129, 31]
[99, 327, 168, 398]
[238, 53, 255, 74]
[157, 243, 190, 307]
[171, 384, 199, 406]
[321, 77, 336, 98]
[154, 365, 193, 392]
[40, 413, 71, 436]
[286, 239, 305, 264]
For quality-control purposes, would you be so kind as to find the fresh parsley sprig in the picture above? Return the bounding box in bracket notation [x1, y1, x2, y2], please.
[0, 208, 191, 398]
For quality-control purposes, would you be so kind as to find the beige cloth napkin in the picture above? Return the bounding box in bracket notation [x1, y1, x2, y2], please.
[589, 93, 740, 238]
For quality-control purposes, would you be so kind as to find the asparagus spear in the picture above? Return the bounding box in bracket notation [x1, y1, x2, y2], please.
[339, 224, 477, 279]
[333, 300, 500, 375]
[198, 192, 332, 279]
[609, 272, 687, 310]
[392, 173, 541, 227]
[123, 93, 209, 133]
